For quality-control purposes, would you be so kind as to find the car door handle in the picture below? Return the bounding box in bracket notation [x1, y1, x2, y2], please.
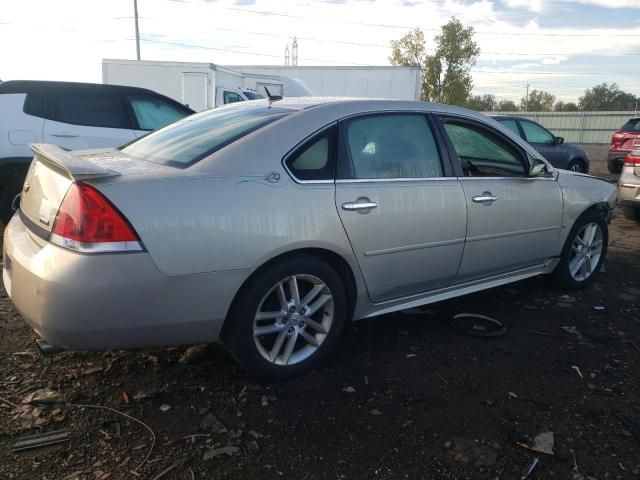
[342, 201, 378, 211]
[472, 193, 498, 204]
[51, 133, 79, 138]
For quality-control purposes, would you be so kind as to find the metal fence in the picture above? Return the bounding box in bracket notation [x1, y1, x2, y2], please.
[491, 111, 637, 144]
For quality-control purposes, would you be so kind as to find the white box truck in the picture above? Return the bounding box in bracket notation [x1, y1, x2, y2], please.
[102, 59, 312, 112]
[234, 65, 422, 101]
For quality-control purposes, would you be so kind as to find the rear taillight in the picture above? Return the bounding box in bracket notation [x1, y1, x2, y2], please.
[611, 130, 625, 149]
[624, 151, 640, 167]
[50, 183, 143, 253]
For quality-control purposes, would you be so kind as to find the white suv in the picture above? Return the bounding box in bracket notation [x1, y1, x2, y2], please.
[0, 80, 194, 224]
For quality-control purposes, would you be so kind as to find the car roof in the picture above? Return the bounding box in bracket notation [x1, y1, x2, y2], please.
[0, 79, 166, 97]
[491, 115, 529, 121]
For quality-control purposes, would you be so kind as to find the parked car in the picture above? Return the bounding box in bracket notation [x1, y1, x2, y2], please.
[3, 99, 616, 380]
[618, 150, 640, 221]
[492, 116, 589, 173]
[608, 117, 640, 173]
[0, 80, 194, 225]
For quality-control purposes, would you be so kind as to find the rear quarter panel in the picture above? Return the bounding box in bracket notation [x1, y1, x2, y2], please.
[95, 175, 359, 277]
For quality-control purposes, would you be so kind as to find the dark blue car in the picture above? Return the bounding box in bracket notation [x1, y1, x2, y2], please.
[492, 116, 589, 173]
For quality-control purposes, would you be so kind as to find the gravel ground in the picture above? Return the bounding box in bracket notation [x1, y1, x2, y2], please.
[1, 145, 639, 480]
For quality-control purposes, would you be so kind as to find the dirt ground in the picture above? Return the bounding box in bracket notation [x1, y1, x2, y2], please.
[1, 144, 639, 480]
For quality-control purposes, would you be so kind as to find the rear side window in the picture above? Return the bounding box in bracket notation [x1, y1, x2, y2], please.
[23, 92, 45, 117]
[621, 118, 640, 132]
[128, 95, 191, 131]
[49, 89, 129, 129]
[122, 104, 291, 167]
[340, 114, 443, 179]
[285, 127, 336, 181]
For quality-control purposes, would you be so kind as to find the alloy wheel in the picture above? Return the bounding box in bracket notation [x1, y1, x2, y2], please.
[569, 222, 603, 281]
[569, 163, 584, 173]
[253, 274, 334, 366]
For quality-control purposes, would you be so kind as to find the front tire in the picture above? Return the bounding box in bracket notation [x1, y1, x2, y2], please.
[225, 255, 347, 381]
[567, 159, 586, 173]
[553, 211, 608, 289]
[622, 205, 640, 221]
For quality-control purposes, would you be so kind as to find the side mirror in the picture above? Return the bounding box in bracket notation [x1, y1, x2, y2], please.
[554, 136, 564, 145]
[530, 159, 549, 177]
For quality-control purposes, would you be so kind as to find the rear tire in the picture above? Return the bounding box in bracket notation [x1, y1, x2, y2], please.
[225, 255, 347, 381]
[607, 160, 622, 174]
[0, 177, 23, 226]
[622, 205, 640, 221]
[552, 211, 608, 289]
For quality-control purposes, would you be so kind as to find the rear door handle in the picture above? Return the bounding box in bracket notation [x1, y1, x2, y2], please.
[472, 192, 497, 204]
[51, 133, 79, 138]
[342, 201, 378, 211]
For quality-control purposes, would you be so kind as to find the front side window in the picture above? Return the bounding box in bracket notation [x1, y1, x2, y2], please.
[341, 114, 443, 179]
[497, 118, 521, 137]
[129, 96, 191, 131]
[285, 127, 336, 181]
[122, 104, 291, 167]
[223, 91, 244, 104]
[521, 120, 555, 144]
[50, 89, 129, 129]
[444, 121, 527, 177]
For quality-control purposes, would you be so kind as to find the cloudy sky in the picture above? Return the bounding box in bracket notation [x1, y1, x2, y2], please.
[1, 0, 639, 103]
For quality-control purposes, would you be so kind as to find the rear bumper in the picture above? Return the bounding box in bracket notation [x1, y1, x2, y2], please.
[2, 215, 250, 350]
[618, 172, 640, 206]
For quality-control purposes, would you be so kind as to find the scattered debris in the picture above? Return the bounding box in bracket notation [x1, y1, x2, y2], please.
[558, 294, 575, 302]
[342, 386, 356, 394]
[22, 388, 64, 405]
[179, 345, 208, 364]
[592, 304, 606, 311]
[527, 329, 561, 339]
[449, 313, 507, 338]
[13, 429, 70, 452]
[199, 413, 227, 434]
[571, 365, 584, 379]
[159, 404, 172, 413]
[517, 432, 555, 455]
[261, 396, 269, 407]
[246, 440, 260, 455]
[370, 409, 382, 416]
[520, 457, 541, 480]
[151, 462, 178, 480]
[203, 446, 241, 460]
[444, 440, 453, 449]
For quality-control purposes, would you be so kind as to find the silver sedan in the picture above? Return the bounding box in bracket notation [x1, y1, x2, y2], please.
[2, 98, 616, 380]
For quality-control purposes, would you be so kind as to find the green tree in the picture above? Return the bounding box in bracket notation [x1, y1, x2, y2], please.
[389, 28, 429, 100]
[466, 94, 496, 111]
[497, 99, 518, 111]
[578, 83, 638, 111]
[521, 89, 555, 112]
[554, 101, 579, 112]
[389, 18, 480, 105]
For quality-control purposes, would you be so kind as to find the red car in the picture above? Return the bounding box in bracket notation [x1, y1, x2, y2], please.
[609, 117, 640, 173]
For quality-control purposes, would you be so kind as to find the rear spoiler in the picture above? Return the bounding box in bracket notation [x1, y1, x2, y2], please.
[30, 144, 120, 180]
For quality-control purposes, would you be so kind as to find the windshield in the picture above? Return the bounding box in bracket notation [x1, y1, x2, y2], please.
[122, 103, 291, 167]
[243, 91, 264, 100]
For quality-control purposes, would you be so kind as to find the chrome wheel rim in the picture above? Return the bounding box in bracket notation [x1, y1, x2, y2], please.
[253, 274, 334, 366]
[570, 163, 583, 172]
[569, 222, 603, 281]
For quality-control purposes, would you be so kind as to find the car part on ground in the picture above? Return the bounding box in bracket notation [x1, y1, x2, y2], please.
[608, 117, 640, 174]
[449, 313, 507, 338]
[618, 150, 640, 221]
[2, 98, 617, 379]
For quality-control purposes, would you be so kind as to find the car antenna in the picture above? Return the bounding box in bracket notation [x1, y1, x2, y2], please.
[264, 87, 283, 104]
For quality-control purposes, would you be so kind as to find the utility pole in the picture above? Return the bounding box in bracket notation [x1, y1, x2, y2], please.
[285, 45, 290, 66]
[134, 0, 141, 60]
[292, 37, 298, 66]
[525, 82, 529, 112]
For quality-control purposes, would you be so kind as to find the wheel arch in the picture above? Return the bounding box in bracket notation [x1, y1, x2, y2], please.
[221, 247, 359, 339]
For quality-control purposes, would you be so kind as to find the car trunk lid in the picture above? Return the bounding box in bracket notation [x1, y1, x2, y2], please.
[19, 144, 171, 234]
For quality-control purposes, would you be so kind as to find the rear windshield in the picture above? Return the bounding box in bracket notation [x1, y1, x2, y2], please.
[122, 103, 292, 167]
[621, 118, 640, 132]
